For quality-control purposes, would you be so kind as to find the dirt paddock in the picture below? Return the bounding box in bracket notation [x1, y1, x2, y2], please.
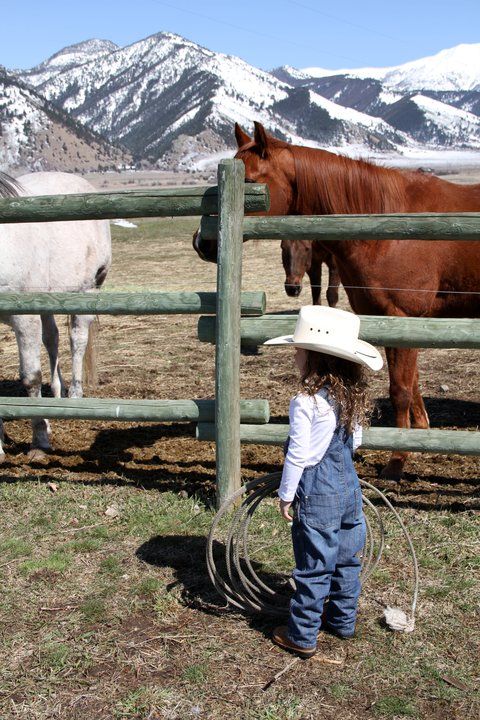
[0, 208, 477, 509]
[0, 170, 479, 719]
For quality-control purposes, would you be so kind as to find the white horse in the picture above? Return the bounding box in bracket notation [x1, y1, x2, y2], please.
[0, 171, 112, 461]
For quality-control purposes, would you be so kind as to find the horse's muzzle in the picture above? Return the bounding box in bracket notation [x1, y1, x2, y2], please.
[285, 283, 302, 297]
[192, 230, 205, 260]
[192, 230, 217, 263]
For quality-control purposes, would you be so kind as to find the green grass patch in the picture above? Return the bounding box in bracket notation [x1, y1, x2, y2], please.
[0, 537, 33, 559]
[153, 587, 181, 622]
[20, 550, 71, 575]
[373, 696, 417, 717]
[114, 686, 174, 719]
[99, 555, 123, 577]
[329, 684, 353, 700]
[247, 698, 302, 720]
[135, 576, 163, 597]
[182, 663, 209, 685]
[79, 595, 108, 624]
[38, 642, 71, 674]
[64, 537, 105, 553]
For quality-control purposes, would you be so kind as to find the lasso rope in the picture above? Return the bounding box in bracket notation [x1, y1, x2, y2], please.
[206, 472, 418, 631]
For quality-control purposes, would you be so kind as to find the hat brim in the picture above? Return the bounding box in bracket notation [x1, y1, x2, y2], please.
[264, 335, 383, 371]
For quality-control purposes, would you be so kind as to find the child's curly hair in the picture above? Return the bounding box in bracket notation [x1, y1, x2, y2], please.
[299, 350, 373, 433]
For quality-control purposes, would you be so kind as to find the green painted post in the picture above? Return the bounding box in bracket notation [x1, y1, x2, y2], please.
[215, 159, 245, 508]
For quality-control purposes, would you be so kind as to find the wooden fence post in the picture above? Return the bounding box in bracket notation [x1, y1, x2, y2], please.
[215, 159, 245, 508]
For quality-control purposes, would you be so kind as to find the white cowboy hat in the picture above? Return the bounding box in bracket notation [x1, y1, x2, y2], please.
[264, 306, 383, 371]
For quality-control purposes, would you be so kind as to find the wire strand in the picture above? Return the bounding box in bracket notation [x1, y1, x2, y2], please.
[285, 283, 480, 296]
[1, 280, 478, 295]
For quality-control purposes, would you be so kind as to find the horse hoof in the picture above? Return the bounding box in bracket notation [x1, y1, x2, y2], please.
[27, 448, 49, 463]
[379, 459, 404, 481]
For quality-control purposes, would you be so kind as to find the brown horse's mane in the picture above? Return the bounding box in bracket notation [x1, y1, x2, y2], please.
[290, 145, 408, 215]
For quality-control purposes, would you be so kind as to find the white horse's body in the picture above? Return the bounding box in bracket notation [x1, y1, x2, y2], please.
[0, 171, 112, 460]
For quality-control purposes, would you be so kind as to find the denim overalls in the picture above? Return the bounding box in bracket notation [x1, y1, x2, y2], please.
[286, 389, 366, 648]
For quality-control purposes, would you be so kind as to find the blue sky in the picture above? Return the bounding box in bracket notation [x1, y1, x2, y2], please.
[1, 0, 479, 71]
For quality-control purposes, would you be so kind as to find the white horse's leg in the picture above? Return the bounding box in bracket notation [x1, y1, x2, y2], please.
[13, 315, 52, 455]
[41, 314, 66, 398]
[68, 314, 94, 398]
[0, 420, 5, 463]
[0, 318, 12, 462]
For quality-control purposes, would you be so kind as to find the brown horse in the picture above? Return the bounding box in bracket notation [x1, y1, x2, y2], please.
[194, 121, 480, 479]
[281, 238, 340, 306]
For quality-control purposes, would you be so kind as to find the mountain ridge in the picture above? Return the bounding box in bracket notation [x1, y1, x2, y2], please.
[0, 66, 131, 173]
[2, 36, 480, 172]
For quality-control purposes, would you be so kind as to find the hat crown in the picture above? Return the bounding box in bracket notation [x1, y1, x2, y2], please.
[263, 305, 383, 371]
[293, 306, 360, 352]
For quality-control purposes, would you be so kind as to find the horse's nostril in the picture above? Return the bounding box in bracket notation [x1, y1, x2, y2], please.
[285, 283, 302, 297]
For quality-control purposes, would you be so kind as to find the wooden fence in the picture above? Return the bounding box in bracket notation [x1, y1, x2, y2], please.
[198, 160, 480, 504]
[1, 159, 479, 506]
[0, 172, 270, 508]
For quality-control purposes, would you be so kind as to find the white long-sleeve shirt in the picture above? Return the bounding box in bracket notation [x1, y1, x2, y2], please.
[279, 392, 362, 502]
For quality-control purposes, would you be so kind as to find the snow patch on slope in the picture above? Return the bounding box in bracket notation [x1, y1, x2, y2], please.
[301, 43, 480, 92]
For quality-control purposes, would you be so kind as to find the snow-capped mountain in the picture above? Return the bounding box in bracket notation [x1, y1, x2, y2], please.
[381, 94, 480, 147]
[297, 44, 480, 92]
[21, 39, 119, 84]
[14, 32, 403, 169]
[0, 67, 130, 172]
[273, 44, 480, 154]
[3, 37, 480, 171]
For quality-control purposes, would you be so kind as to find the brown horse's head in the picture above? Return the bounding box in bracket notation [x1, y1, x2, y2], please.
[192, 122, 295, 263]
[281, 238, 312, 297]
[234, 122, 296, 215]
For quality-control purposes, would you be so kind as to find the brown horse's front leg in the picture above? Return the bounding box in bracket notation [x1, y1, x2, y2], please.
[381, 346, 421, 480]
[326, 256, 340, 308]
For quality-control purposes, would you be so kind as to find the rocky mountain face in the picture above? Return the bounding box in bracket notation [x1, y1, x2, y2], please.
[0, 65, 131, 173]
[2, 36, 480, 172]
[273, 44, 480, 151]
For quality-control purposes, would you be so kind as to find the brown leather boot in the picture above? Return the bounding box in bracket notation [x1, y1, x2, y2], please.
[272, 626, 316, 659]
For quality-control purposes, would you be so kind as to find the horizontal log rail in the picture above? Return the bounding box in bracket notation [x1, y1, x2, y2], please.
[197, 423, 480, 455]
[0, 398, 270, 424]
[198, 314, 480, 349]
[200, 212, 480, 242]
[0, 291, 266, 316]
[0, 184, 269, 223]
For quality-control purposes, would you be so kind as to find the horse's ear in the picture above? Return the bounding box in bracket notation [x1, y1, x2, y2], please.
[253, 121, 270, 158]
[234, 123, 251, 148]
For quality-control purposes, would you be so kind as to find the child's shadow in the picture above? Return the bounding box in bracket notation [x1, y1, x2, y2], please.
[136, 534, 222, 610]
[136, 534, 291, 637]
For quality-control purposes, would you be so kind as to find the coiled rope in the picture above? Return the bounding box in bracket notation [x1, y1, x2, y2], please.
[206, 472, 419, 631]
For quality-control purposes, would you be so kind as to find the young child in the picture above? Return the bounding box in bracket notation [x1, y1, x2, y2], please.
[264, 305, 383, 658]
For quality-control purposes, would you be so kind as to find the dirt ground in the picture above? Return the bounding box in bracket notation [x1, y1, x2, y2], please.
[0, 168, 479, 719]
